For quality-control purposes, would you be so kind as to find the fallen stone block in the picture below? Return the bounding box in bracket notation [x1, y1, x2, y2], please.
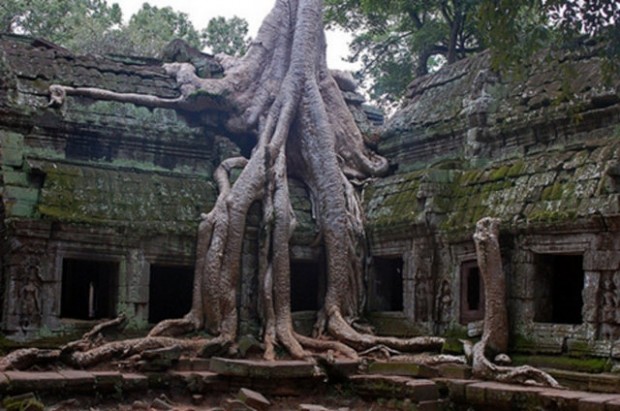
[237, 387, 270, 411]
[350, 374, 438, 401]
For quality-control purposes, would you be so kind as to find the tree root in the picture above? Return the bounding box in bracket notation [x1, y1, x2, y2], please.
[0, 348, 60, 371]
[471, 338, 561, 388]
[327, 309, 445, 352]
[471, 217, 561, 388]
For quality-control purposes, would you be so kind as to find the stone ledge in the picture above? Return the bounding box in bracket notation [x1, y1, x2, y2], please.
[446, 378, 620, 411]
[350, 374, 438, 401]
[209, 357, 321, 379]
[367, 360, 439, 378]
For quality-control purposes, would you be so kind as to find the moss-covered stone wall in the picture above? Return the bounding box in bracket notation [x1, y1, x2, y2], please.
[364, 46, 620, 357]
[0, 34, 229, 337]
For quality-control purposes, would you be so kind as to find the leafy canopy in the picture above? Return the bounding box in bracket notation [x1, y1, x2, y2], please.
[0, 0, 252, 59]
[325, 0, 620, 106]
[202, 16, 251, 57]
[0, 0, 122, 54]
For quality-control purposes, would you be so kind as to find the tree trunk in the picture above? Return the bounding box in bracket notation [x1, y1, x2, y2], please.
[471, 217, 561, 387]
[473, 217, 508, 354]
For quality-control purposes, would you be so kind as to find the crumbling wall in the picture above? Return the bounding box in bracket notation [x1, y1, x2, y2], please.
[0, 34, 230, 337]
[365, 46, 620, 359]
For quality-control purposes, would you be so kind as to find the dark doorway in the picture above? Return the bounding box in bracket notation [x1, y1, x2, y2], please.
[61, 258, 119, 320]
[460, 261, 485, 324]
[369, 256, 404, 312]
[290, 261, 323, 311]
[534, 254, 584, 324]
[148, 265, 194, 323]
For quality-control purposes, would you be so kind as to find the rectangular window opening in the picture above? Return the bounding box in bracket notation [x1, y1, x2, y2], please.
[369, 256, 404, 312]
[149, 264, 194, 324]
[290, 261, 324, 312]
[61, 258, 119, 320]
[534, 254, 584, 324]
[460, 261, 485, 324]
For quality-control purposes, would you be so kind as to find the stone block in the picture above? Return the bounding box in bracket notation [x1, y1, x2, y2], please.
[442, 378, 475, 403]
[483, 382, 543, 410]
[0, 131, 24, 147]
[510, 264, 535, 299]
[210, 357, 318, 379]
[540, 388, 589, 411]
[436, 363, 472, 379]
[91, 371, 123, 392]
[126, 286, 149, 304]
[0, 372, 9, 389]
[237, 387, 270, 411]
[299, 405, 331, 411]
[4, 371, 65, 393]
[567, 339, 596, 357]
[578, 394, 620, 411]
[588, 374, 620, 394]
[1, 148, 23, 167]
[2, 170, 29, 186]
[584, 251, 620, 271]
[57, 370, 95, 391]
[465, 382, 487, 405]
[606, 398, 620, 411]
[417, 399, 439, 411]
[122, 373, 148, 391]
[349, 375, 437, 401]
[367, 361, 439, 378]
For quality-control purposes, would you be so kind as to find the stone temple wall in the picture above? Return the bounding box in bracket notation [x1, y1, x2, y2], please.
[0, 32, 619, 362]
[0, 34, 366, 339]
[0, 34, 231, 337]
[364, 46, 620, 359]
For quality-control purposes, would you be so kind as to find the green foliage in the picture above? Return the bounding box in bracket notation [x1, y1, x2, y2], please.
[325, 0, 483, 105]
[201, 16, 251, 57]
[326, 0, 620, 106]
[0, 1, 251, 59]
[115, 3, 201, 57]
[0, 0, 122, 54]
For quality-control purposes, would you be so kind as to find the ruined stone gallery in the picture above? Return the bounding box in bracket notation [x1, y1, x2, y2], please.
[0, 0, 618, 392]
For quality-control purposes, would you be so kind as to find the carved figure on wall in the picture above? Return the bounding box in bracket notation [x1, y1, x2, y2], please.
[599, 274, 619, 340]
[437, 279, 452, 323]
[414, 271, 430, 322]
[613, 272, 620, 325]
[18, 262, 42, 330]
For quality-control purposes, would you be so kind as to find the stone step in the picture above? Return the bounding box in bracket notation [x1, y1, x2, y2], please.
[436, 377, 620, 411]
[547, 368, 620, 393]
[209, 357, 321, 378]
[350, 374, 439, 402]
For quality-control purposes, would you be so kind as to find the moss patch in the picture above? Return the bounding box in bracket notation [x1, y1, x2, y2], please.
[511, 354, 612, 374]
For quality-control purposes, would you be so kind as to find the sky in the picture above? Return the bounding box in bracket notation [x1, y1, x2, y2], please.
[114, 0, 358, 71]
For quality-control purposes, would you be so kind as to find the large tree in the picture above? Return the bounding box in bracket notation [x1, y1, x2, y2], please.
[326, 0, 620, 106]
[0, 0, 123, 54]
[114, 3, 201, 57]
[325, 0, 483, 105]
[201, 16, 251, 57]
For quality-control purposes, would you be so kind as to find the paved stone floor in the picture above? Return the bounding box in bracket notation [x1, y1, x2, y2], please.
[2, 358, 620, 410]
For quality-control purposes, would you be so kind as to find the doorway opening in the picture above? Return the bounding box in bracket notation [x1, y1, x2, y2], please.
[369, 256, 404, 312]
[61, 258, 119, 320]
[534, 254, 584, 324]
[290, 261, 324, 312]
[460, 261, 484, 324]
[148, 264, 194, 323]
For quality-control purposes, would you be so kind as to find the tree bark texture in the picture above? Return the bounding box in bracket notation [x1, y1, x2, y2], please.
[471, 217, 561, 388]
